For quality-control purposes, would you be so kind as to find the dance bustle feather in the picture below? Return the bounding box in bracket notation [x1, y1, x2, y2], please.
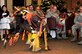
[13, 35, 19, 43]
[9, 37, 13, 46]
[14, 6, 29, 16]
[22, 30, 25, 41]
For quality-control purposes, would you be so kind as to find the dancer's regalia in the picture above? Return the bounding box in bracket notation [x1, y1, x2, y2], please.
[13, 7, 49, 52]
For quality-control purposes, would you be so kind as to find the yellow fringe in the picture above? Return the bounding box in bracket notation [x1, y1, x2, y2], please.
[30, 33, 41, 51]
[44, 28, 48, 50]
[26, 32, 32, 44]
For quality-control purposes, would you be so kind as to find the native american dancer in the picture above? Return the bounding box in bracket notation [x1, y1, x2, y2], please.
[11, 6, 49, 52]
[8, 6, 32, 46]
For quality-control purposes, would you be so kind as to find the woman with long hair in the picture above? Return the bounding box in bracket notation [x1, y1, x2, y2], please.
[0, 5, 10, 48]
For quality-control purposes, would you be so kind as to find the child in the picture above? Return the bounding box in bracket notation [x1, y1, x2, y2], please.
[0, 5, 10, 48]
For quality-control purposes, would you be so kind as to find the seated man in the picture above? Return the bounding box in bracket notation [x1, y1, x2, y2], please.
[71, 6, 82, 44]
[46, 5, 68, 39]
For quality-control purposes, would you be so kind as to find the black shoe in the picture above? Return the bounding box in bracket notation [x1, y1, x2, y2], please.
[71, 37, 77, 42]
[77, 41, 82, 45]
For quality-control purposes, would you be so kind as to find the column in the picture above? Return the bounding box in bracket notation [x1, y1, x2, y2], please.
[38, 0, 42, 5]
[7, 0, 13, 12]
[26, 0, 32, 5]
[0, 0, 5, 7]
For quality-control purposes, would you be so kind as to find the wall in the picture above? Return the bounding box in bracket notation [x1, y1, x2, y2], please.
[2, 0, 81, 12]
[0, 0, 5, 7]
[63, 0, 82, 11]
[7, 0, 32, 12]
[7, 0, 13, 12]
[26, 0, 32, 5]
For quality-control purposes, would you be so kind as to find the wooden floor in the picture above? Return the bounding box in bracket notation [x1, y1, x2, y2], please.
[0, 35, 82, 54]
